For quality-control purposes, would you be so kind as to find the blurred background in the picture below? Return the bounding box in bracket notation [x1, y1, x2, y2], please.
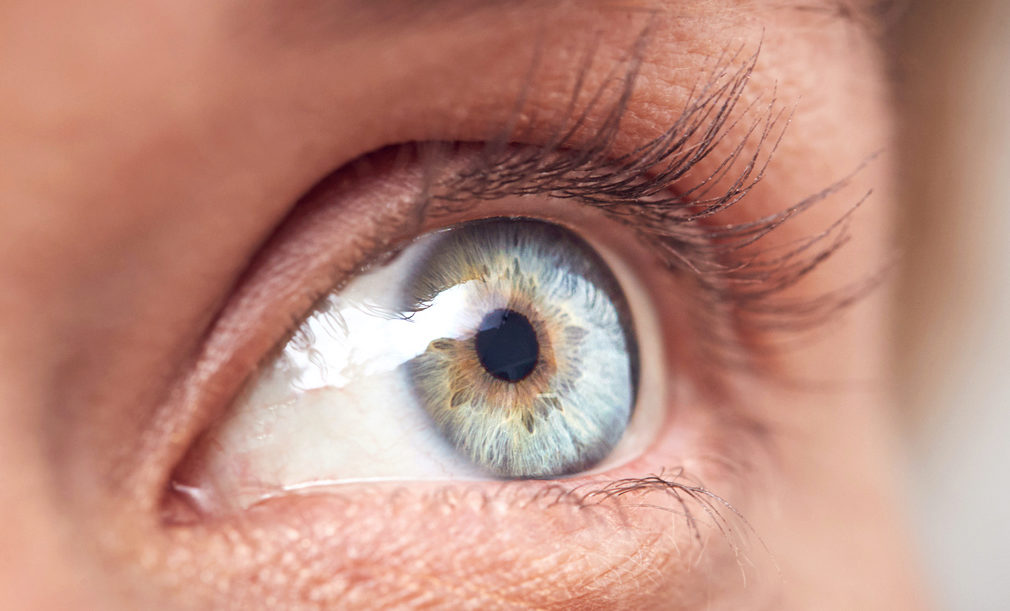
[895, 1, 1010, 609]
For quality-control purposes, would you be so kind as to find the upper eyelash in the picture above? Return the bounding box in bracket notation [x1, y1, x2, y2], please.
[406, 41, 882, 385]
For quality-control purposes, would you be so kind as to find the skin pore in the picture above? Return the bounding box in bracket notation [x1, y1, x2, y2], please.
[0, 0, 925, 608]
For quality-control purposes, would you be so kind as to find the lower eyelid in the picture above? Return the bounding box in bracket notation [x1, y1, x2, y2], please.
[160, 443, 763, 609]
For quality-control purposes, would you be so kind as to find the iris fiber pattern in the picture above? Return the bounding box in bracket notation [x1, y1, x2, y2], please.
[406, 219, 638, 477]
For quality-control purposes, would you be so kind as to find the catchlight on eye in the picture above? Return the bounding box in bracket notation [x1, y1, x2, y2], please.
[174, 218, 655, 512]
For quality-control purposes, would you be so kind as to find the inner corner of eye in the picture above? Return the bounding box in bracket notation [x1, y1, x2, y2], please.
[172, 217, 661, 515]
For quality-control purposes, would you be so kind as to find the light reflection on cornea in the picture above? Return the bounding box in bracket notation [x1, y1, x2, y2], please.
[287, 283, 475, 392]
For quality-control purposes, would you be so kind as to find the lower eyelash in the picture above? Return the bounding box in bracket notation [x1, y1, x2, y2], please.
[445, 465, 771, 573]
[568, 470, 763, 554]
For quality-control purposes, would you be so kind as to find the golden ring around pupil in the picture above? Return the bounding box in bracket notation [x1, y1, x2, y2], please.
[427, 298, 560, 428]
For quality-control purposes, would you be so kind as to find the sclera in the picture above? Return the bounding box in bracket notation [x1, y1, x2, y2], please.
[172, 218, 666, 514]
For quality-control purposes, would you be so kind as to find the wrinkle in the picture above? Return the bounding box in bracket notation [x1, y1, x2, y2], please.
[154, 472, 772, 609]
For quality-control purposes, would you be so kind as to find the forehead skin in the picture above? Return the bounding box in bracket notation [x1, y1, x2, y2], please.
[0, 0, 923, 609]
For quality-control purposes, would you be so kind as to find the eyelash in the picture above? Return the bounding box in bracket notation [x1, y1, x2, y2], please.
[162, 41, 870, 551]
[404, 46, 875, 388]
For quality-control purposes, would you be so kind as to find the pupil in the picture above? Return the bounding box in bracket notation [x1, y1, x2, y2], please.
[475, 309, 539, 382]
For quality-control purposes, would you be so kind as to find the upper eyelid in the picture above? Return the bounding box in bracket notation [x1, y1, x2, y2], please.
[417, 45, 869, 346]
[429, 49, 773, 233]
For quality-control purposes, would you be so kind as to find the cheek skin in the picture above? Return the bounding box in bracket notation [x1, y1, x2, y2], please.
[0, 1, 927, 609]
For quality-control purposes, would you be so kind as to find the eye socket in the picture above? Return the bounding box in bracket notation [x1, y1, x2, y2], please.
[171, 215, 663, 514]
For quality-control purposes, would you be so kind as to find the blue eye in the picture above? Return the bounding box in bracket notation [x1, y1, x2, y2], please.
[405, 219, 639, 478]
[173, 217, 655, 511]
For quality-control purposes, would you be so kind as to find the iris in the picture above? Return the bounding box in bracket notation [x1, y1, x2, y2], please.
[406, 219, 638, 477]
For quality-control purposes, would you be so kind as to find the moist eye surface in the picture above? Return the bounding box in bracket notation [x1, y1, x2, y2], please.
[174, 218, 642, 511]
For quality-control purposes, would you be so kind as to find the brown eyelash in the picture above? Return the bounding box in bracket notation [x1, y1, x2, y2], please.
[406, 38, 884, 391]
[558, 470, 755, 544]
[460, 465, 773, 579]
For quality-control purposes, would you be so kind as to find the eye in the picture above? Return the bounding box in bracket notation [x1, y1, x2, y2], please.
[172, 213, 664, 514]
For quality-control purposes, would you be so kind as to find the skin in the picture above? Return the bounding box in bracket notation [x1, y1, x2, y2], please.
[0, 0, 927, 608]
